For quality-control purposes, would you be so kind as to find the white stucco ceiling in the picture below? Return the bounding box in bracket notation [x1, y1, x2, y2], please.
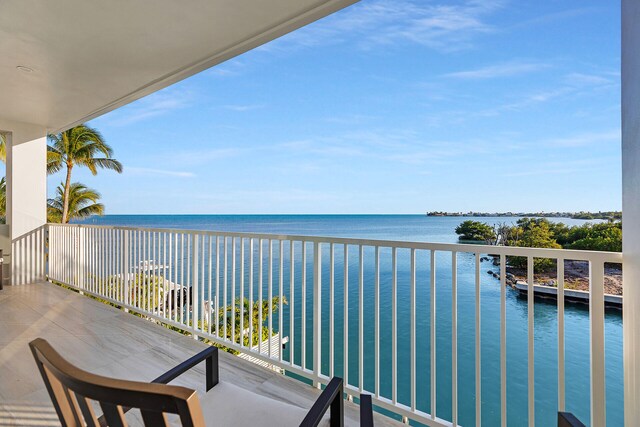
[0, 0, 356, 133]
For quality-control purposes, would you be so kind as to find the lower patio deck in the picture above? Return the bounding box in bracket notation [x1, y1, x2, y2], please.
[0, 282, 400, 426]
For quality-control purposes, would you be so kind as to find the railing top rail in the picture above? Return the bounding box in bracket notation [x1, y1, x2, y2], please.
[48, 223, 623, 263]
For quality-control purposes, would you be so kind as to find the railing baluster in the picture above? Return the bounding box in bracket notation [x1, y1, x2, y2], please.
[359, 245, 365, 393]
[248, 238, 253, 347]
[163, 232, 167, 319]
[590, 260, 606, 426]
[344, 244, 349, 388]
[110, 228, 115, 300]
[374, 246, 380, 399]
[313, 242, 322, 387]
[258, 239, 263, 353]
[430, 249, 436, 419]
[527, 256, 535, 427]
[268, 239, 273, 359]
[124, 230, 129, 306]
[279, 240, 284, 361]
[232, 237, 237, 344]
[329, 243, 334, 377]
[148, 231, 153, 312]
[475, 252, 481, 427]
[186, 233, 191, 325]
[411, 248, 417, 412]
[302, 241, 307, 368]
[558, 258, 565, 412]
[223, 237, 228, 340]
[192, 234, 199, 336]
[452, 251, 458, 426]
[208, 236, 213, 335]
[215, 236, 220, 339]
[290, 241, 295, 366]
[500, 253, 507, 427]
[201, 235, 206, 331]
[391, 246, 397, 405]
[174, 232, 178, 322]
[180, 233, 185, 325]
[240, 237, 245, 347]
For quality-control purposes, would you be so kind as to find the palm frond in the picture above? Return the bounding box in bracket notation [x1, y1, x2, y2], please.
[47, 124, 122, 177]
[0, 134, 6, 164]
[48, 181, 104, 223]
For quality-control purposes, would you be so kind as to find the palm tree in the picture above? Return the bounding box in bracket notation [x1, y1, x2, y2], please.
[47, 125, 122, 223]
[0, 133, 5, 163]
[0, 177, 5, 221]
[47, 182, 104, 223]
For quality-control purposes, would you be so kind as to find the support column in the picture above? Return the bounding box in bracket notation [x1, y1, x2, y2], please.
[1, 120, 47, 286]
[622, 1, 640, 425]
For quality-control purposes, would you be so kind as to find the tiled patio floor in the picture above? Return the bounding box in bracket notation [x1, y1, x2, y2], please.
[0, 282, 401, 426]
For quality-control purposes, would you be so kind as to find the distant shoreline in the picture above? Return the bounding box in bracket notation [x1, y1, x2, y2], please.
[426, 211, 621, 220]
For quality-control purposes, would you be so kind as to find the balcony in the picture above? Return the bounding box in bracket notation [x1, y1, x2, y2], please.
[6, 223, 624, 425]
[1, 1, 639, 425]
[0, 280, 398, 426]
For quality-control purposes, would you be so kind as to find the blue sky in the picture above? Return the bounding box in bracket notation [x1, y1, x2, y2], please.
[49, 0, 621, 214]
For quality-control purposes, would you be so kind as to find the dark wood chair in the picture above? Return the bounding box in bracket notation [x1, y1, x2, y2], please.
[558, 412, 586, 427]
[29, 338, 374, 427]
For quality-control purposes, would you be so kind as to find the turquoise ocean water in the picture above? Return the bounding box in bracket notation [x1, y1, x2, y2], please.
[76, 215, 622, 426]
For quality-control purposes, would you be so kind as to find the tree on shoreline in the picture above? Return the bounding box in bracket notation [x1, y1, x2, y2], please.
[455, 220, 495, 242]
[456, 217, 622, 271]
[47, 125, 122, 223]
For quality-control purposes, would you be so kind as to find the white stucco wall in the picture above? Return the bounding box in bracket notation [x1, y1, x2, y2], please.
[0, 119, 47, 285]
[622, 1, 640, 425]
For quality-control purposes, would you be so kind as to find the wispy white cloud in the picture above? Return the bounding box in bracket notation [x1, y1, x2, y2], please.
[106, 88, 192, 126]
[503, 158, 606, 177]
[509, 7, 600, 30]
[205, 59, 246, 77]
[277, 128, 484, 165]
[264, 0, 506, 53]
[168, 148, 245, 166]
[563, 72, 615, 87]
[127, 167, 196, 178]
[223, 104, 265, 112]
[544, 130, 620, 148]
[444, 61, 550, 79]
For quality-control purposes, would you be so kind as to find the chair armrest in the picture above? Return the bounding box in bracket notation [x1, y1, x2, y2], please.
[97, 346, 219, 426]
[152, 345, 219, 391]
[360, 394, 374, 427]
[558, 412, 586, 427]
[300, 377, 344, 427]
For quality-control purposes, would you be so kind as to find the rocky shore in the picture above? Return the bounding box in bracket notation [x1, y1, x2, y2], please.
[485, 259, 622, 296]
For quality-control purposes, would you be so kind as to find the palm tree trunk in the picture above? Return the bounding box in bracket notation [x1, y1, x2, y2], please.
[61, 164, 73, 223]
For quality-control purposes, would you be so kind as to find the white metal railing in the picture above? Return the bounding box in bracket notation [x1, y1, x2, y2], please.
[46, 223, 623, 426]
[12, 225, 46, 285]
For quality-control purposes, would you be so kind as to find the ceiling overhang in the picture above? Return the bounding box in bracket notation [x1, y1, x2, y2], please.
[0, 0, 357, 133]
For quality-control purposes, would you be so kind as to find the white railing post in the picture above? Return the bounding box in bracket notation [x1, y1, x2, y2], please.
[192, 234, 200, 338]
[313, 241, 322, 388]
[590, 260, 606, 426]
[123, 230, 130, 308]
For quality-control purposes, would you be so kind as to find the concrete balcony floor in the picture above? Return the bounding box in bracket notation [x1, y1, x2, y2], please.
[0, 282, 401, 426]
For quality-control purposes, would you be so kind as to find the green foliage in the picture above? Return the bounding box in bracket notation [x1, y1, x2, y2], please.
[507, 219, 561, 272]
[47, 124, 122, 223]
[47, 182, 104, 223]
[455, 220, 495, 241]
[459, 217, 622, 272]
[217, 296, 288, 348]
[564, 222, 622, 252]
[0, 177, 5, 222]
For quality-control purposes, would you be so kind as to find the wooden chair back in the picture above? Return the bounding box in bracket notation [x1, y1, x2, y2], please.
[29, 338, 206, 427]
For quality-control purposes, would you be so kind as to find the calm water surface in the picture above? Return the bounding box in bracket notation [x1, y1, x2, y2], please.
[76, 215, 622, 426]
